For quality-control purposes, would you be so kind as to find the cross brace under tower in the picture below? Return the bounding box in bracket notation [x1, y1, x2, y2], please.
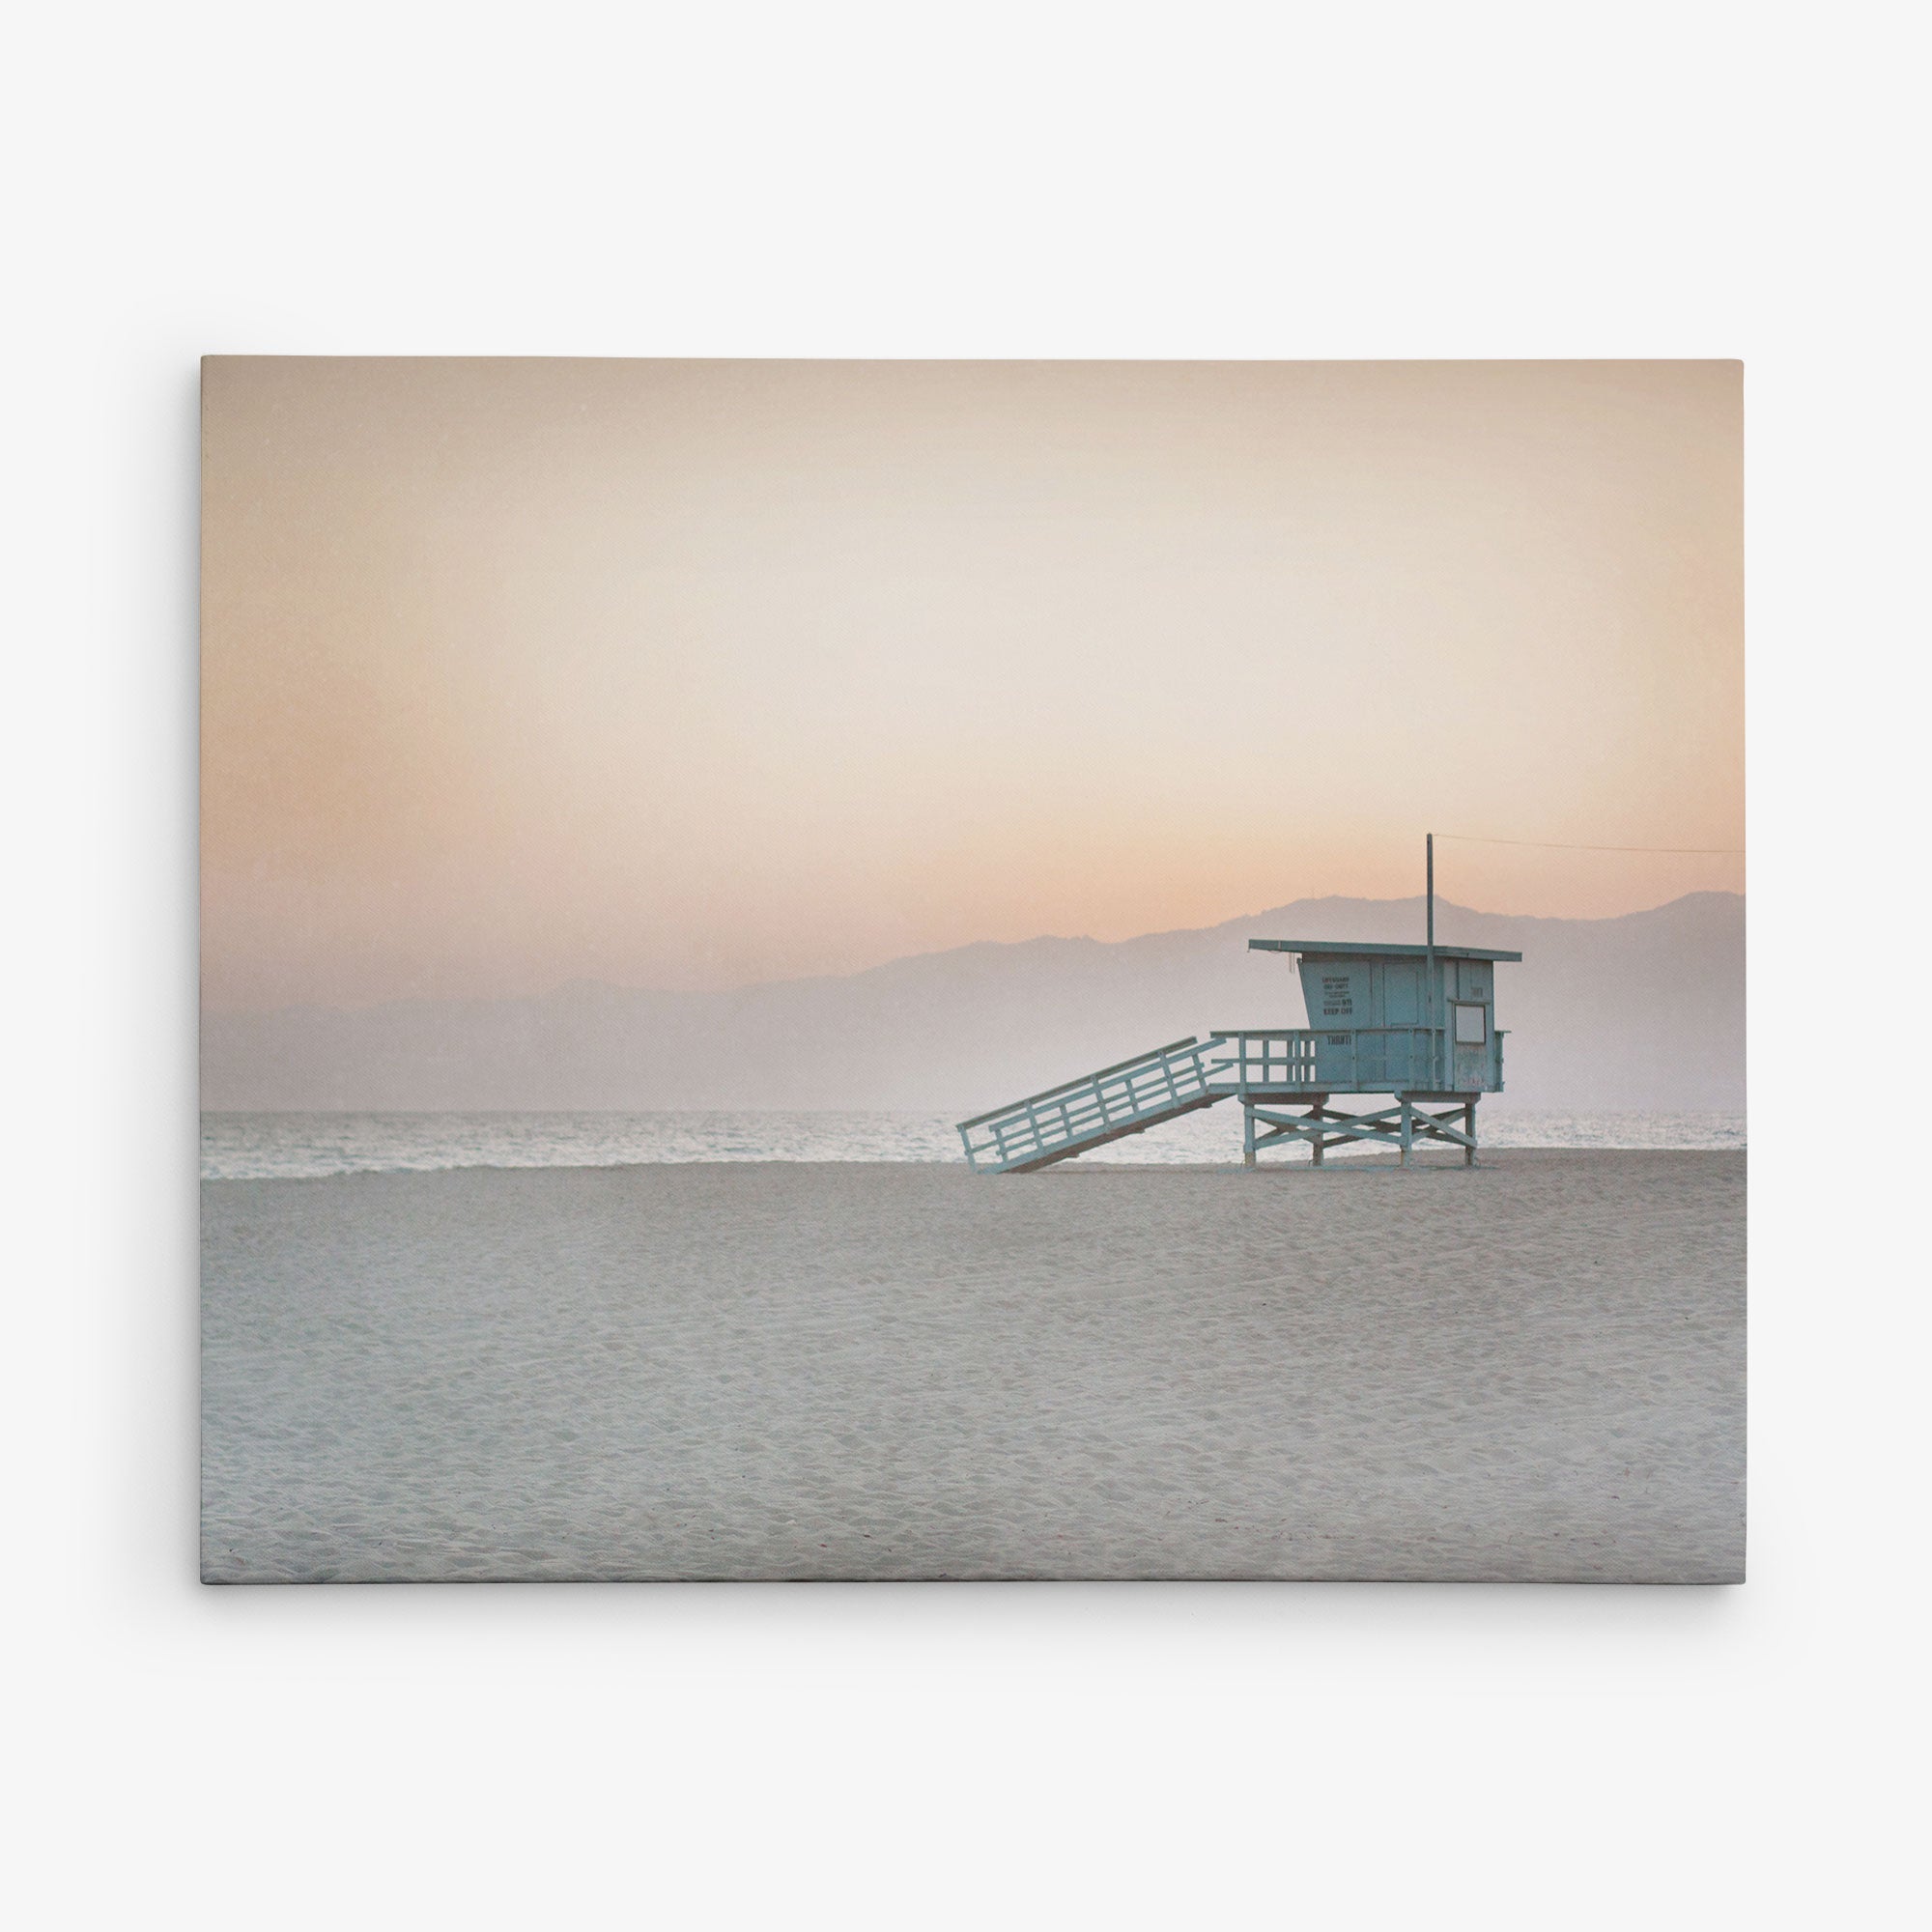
[1240, 1095, 1480, 1168]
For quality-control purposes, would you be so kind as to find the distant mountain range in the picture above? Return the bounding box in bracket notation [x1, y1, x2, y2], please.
[202, 892, 1745, 1117]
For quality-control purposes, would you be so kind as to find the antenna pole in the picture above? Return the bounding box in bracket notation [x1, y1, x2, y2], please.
[1426, 833, 1437, 1087]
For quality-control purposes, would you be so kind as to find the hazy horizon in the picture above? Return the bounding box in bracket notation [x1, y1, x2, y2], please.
[203, 359, 1743, 1010]
[201, 887, 1745, 1115]
[202, 883, 1740, 1015]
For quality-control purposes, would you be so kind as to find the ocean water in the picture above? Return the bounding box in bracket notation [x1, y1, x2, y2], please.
[202, 1107, 1746, 1181]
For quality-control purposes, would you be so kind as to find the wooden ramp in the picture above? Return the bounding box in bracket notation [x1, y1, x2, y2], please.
[955, 1037, 1227, 1174]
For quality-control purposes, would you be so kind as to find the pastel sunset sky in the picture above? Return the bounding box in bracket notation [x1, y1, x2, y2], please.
[202, 358, 1742, 1009]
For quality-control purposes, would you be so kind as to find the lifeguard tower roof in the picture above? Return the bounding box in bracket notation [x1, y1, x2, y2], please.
[1248, 940, 1522, 961]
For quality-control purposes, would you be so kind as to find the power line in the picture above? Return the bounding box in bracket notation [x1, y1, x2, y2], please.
[1432, 832, 1744, 856]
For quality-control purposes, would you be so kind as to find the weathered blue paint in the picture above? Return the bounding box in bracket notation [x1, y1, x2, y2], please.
[1248, 938, 1520, 1098]
[955, 936, 1523, 1174]
[1206, 1025, 1503, 1095]
[956, 1037, 1221, 1173]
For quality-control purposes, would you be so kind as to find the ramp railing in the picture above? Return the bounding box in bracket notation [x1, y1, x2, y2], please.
[956, 1037, 1221, 1174]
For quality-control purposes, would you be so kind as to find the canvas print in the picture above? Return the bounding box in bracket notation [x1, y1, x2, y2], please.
[200, 358, 1745, 1582]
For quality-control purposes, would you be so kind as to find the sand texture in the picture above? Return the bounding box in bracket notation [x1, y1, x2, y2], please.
[201, 1151, 1745, 1582]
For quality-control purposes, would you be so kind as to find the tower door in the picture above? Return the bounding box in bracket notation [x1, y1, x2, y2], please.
[1450, 1001, 1490, 1092]
[1381, 962, 1424, 1087]
[1382, 961, 1422, 1025]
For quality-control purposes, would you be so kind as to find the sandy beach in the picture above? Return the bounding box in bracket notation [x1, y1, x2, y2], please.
[201, 1150, 1744, 1582]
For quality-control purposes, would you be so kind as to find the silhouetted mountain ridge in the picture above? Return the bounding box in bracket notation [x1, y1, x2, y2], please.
[202, 892, 1745, 1114]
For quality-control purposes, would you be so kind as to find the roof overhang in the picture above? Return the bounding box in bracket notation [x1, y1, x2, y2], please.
[1248, 939, 1523, 962]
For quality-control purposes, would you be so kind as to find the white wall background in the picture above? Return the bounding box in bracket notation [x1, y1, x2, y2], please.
[5, 3, 1925, 1925]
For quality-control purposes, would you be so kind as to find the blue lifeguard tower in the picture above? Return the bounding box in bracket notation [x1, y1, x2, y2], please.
[956, 843, 1522, 1174]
